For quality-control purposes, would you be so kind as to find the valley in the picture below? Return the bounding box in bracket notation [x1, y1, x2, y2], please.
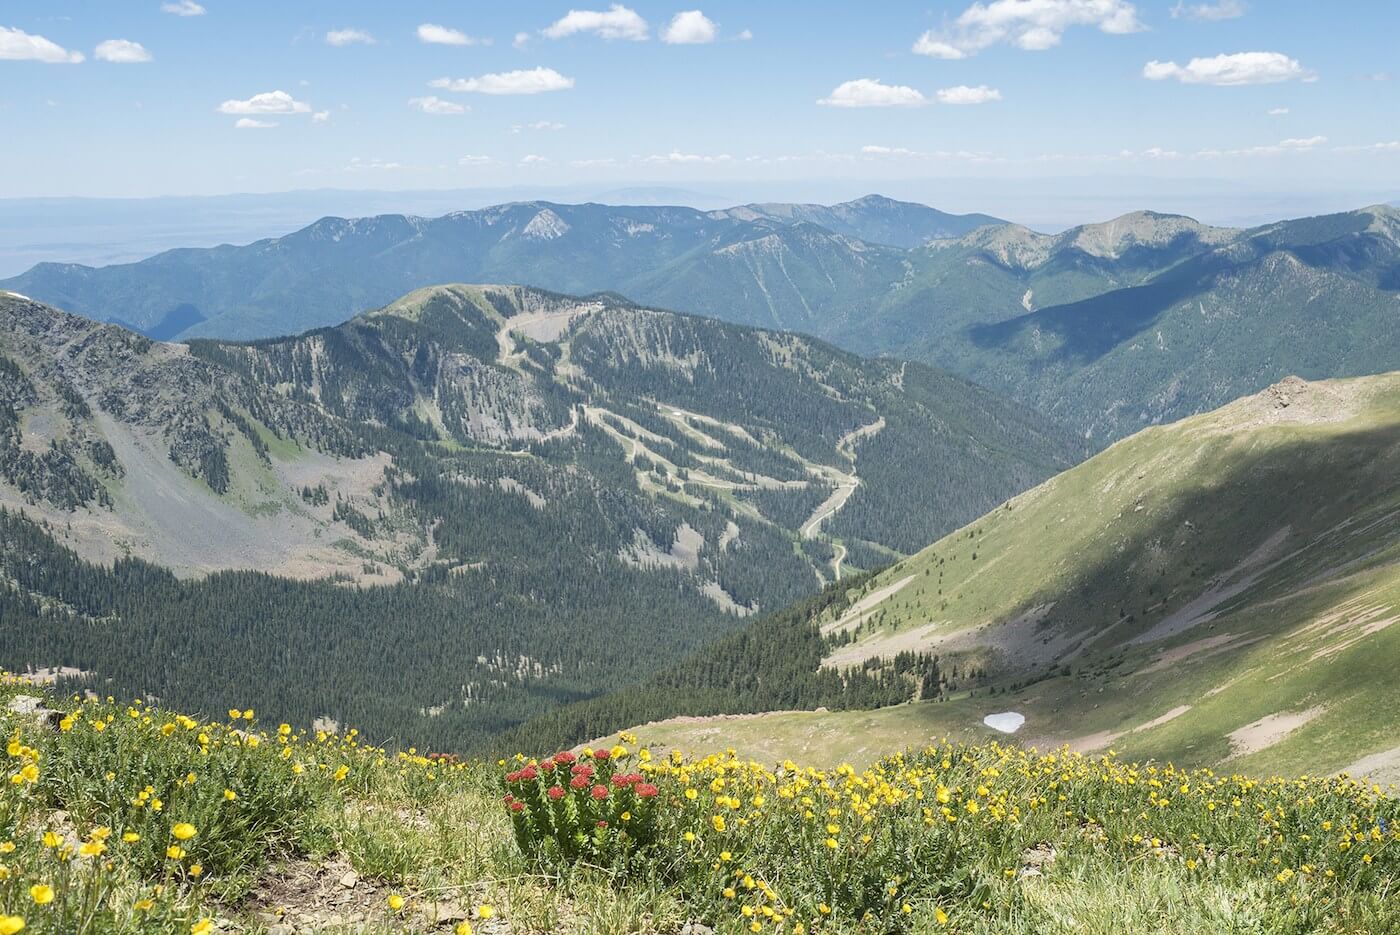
[0, 284, 1075, 751]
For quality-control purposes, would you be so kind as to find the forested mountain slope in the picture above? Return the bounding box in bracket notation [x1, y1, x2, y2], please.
[0, 286, 1076, 750]
[612, 373, 1400, 779]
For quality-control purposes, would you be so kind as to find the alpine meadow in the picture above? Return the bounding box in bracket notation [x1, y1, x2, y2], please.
[0, 2, 1398, 933]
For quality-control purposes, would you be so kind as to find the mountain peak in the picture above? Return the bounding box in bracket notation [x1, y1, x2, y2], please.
[1058, 211, 1239, 259]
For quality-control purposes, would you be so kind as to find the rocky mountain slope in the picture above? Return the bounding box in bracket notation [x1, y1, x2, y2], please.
[9, 201, 1397, 446]
[0, 285, 1077, 749]
[629, 372, 1400, 779]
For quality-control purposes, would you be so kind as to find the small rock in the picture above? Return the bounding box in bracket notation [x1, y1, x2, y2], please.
[681, 924, 715, 935]
[267, 926, 294, 935]
[6, 695, 63, 730]
[423, 901, 469, 923]
[337, 870, 359, 889]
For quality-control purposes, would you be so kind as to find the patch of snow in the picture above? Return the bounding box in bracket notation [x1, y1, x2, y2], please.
[983, 712, 1026, 734]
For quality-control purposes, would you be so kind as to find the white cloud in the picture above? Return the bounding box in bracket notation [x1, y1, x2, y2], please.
[0, 26, 85, 63]
[218, 90, 312, 115]
[513, 32, 531, 49]
[161, 1, 205, 16]
[234, 118, 276, 129]
[512, 120, 565, 132]
[935, 84, 1002, 105]
[408, 95, 466, 115]
[346, 157, 405, 172]
[913, 0, 1142, 59]
[520, 154, 550, 164]
[1333, 141, 1400, 153]
[1267, 107, 1289, 116]
[417, 24, 483, 46]
[570, 157, 618, 167]
[663, 11, 717, 45]
[818, 78, 925, 108]
[542, 5, 648, 41]
[736, 29, 753, 41]
[311, 110, 330, 123]
[459, 154, 495, 165]
[1144, 52, 1312, 86]
[1171, 0, 1246, 20]
[430, 67, 574, 95]
[860, 144, 997, 161]
[95, 39, 151, 63]
[643, 150, 733, 164]
[1195, 135, 1326, 157]
[326, 29, 375, 47]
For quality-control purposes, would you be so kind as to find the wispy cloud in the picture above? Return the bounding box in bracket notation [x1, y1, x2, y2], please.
[417, 24, 485, 46]
[1144, 52, 1313, 86]
[1170, 0, 1247, 20]
[94, 39, 152, 63]
[160, 0, 205, 16]
[913, 0, 1142, 59]
[542, 5, 648, 41]
[326, 29, 375, 47]
[511, 121, 565, 132]
[1267, 107, 1289, 116]
[234, 118, 276, 129]
[818, 78, 925, 108]
[408, 96, 466, 115]
[430, 67, 574, 95]
[1196, 135, 1326, 157]
[643, 150, 733, 164]
[0, 26, 84, 63]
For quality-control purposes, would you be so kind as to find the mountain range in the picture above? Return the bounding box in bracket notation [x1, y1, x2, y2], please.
[0, 285, 1073, 749]
[6, 197, 1398, 444]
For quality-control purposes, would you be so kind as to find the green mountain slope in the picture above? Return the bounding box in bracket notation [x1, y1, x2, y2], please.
[0, 286, 1076, 750]
[530, 373, 1400, 780]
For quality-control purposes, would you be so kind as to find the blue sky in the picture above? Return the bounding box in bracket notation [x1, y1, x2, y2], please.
[1, 1, 1398, 202]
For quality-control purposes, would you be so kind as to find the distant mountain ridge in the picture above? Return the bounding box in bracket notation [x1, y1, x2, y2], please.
[0, 194, 996, 342]
[6, 199, 1399, 444]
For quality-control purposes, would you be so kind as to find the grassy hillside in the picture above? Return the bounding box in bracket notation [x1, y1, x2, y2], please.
[0, 287, 1076, 751]
[0, 676, 1394, 934]
[605, 373, 1400, 782]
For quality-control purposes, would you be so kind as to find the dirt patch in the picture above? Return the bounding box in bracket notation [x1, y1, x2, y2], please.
[1226, 706, 1325, 758]
[498, 477, 546, 509]
[1340, 745, 1400, 786]
[242, 858, 472, 933]
[1132, 705, 1192, 733]
[823, 575, 916, 635]
[1286, 593, 1400, 662]
[1065, 730, 1124, 754]
[619, 523, 703, 572]
[1141, 634, 1260, 674]
[1131, 527, 1290, 645]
